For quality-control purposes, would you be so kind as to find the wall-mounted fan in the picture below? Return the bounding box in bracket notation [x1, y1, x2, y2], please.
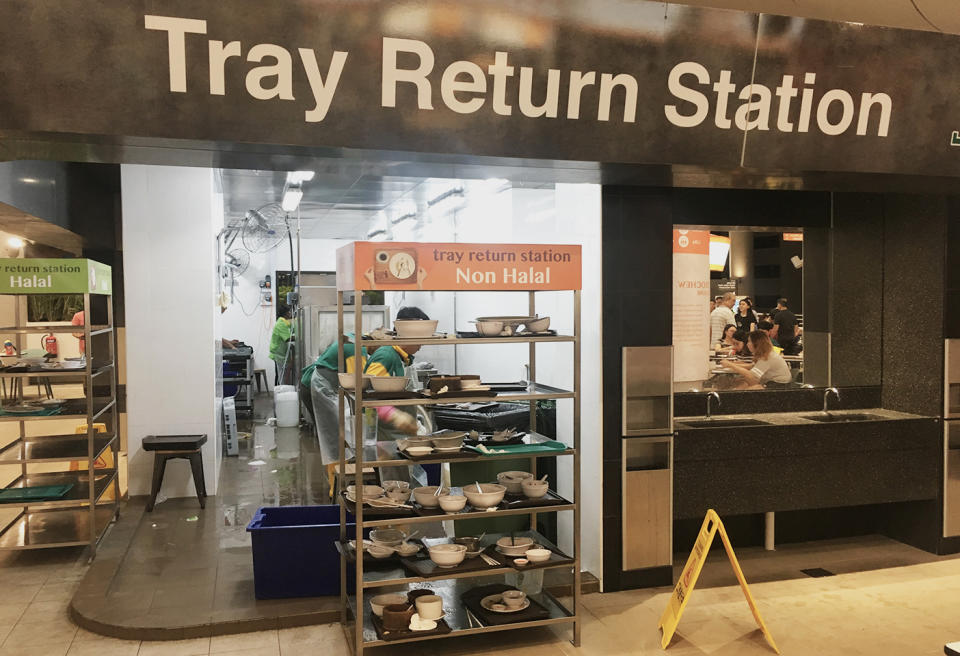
[241, 203, 289, 253]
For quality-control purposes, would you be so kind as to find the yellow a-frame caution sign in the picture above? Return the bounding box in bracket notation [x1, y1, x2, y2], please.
[658, 509, 779, 653]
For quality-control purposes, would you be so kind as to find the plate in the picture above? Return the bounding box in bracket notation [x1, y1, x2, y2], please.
[480, 594, 529, 613]
[433, 446, 462, 452]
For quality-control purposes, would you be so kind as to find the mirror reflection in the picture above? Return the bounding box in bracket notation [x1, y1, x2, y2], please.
[673, 226, 805, 391]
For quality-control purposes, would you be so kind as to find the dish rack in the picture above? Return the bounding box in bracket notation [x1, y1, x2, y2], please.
[0, 280, 120, 558]
[336, 276, 581, 653]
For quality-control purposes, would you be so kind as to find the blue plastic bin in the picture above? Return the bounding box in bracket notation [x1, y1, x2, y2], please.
[246, 505, 362, 599]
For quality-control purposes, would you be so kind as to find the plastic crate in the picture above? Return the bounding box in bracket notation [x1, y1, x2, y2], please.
[246, 505, 362, 599]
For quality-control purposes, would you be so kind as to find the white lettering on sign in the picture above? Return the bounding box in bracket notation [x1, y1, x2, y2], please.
[9, 275, 52, 289]
[142, 17, 894, 136]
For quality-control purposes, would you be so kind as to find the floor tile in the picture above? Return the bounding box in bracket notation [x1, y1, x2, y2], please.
[65, 636, 141, 656]
[209, 629, 278, 654]
[278, 623, 345, 653]
[137, 637, 210, 656]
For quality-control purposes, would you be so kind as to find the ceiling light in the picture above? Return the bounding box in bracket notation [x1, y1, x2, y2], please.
[18, 178, 38, 184]
[7, 237, 24, 248]
[286, 171, 315, 184]
[281, 185, 303, 212]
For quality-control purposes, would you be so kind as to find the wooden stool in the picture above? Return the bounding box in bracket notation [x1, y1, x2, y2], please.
[143, 434, 208, 512]
[253, 369, 268, 393]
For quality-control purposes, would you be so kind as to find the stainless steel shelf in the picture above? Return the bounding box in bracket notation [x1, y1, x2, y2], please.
[349, 383, 574, 408]
[0, 433, 116, 464]
[349, 334, 575, 347]
[350, 432, 573, 468]
[359, 504, 574, 528]
[3, 469, 118, 508]
[0, 363, 114, 378]
[0, 325, 110, 334]
[0, 398, 116, 423]
[0, 505, 116, 550]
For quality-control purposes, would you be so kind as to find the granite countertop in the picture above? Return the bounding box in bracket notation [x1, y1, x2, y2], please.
[674, 407, 933, 428]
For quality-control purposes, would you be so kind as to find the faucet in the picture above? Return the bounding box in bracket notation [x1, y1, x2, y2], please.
[823, 387, 840, 413]
[706, 392, 721, 418]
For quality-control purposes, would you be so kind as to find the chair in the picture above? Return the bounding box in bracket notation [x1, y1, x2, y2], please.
[142, 434, 208, 511]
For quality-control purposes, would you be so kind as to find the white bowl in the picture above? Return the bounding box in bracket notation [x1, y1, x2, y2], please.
[521, 479, 549, 499]
[525, 548, 552, 563]
[438, 494, 467, 513]
[395, 541, 421, 557]
[413, 486, 449, 508]
[428, 543, 467, 568]
[496, 536, 534, 556]
[368, 545, 394, 559]
[394, 319, 439, 338]
[386, 488, 411, 503]
[370, 593, 408, 616]
[405, 446, 433, 457]
[463, 483, 506, 509]
[497, 471, 533, 495]
[370, 528, 405, 547]
[338, 372, 371, 389]
[472, 320, 504, 336]
[347, 484, 384, 499]
[431, 433, 465, 449]
[381, 480, 410, 491]
[524, 316, 551, 332]
[370, 376, 409, 393]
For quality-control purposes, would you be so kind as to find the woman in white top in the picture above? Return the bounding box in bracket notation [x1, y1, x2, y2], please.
[720, 330, 792, 389]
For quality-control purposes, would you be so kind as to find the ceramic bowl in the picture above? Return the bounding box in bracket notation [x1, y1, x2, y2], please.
[370, 376, 409, 393]
[524, 316, 551, 332]
[381, 480, 410, 491]
[414, 594, 444, 621]
[337, 372, 371, 389]
[381, 603, 415, 631]
[394, 541, 421, 557]
[431, 433, 465, 449]
[521, 479, 549, 499]
[496, 536, 534, 556]
[453, 536, 481, 551]
[463, 483, 506, 509]
[368, 544, 394, 559]
[394, 319, 438, 338]
[370, 528, 405, 547]
[525, 548, 552, 563]
[472, 320, 504, 336]
[438, 494, 467, 513]
[405, 446, 433, 457]
[428, 543, 467, 568]
[413, 486, 449, 508]
[497, 471, 533, 495]
[347, 484, 384, 499]
[370, 593, 408, 617]
[502, 590, 526, 608]
[386, 488, 411, 503]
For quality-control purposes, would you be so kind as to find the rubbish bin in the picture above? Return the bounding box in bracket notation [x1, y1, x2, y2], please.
[431, 402, 531, 432]
[246, 505, 364, 599]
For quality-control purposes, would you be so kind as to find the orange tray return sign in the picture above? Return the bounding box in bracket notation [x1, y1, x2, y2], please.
[337, 242, 581, 291]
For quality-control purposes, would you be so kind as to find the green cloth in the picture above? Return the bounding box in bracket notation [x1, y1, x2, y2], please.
[269, 318, 293, 363]
[300, 338, 366, 388]
[364, 346, 410, 377]
[465, 440, 568, 456]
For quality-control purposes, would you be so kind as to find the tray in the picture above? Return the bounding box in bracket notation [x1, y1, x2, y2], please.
[400, 546, 502, 579]
[463, 431, 527, 447]
[370, 613, 451, 641]
[339, 491, 417, 519]
[499, 489, 571, 509]
[485, 544, 575, 571]
[461, 584, 550, 626]
[355, 391, 422, 400]
[0, 484, 73, 503]
[484, 382, 533, 392]
[424, 389, 498, 399]
[466, 440, 568, 456]
[398, 447, 478, 462]
[336, 540, 418, 566]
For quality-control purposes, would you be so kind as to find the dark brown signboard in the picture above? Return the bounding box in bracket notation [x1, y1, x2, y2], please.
[1, 1, 958, 176]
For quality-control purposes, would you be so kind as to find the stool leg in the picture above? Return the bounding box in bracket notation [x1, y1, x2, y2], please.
[189, 453, 207, 509]
[146, 454, 168, 512]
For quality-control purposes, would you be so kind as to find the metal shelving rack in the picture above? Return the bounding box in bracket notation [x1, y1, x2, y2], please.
[337, 288, 581, 655]
[0, 290, 119, 556]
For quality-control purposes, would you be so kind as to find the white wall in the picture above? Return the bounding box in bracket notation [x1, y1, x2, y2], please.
[122, 165, 220, 498]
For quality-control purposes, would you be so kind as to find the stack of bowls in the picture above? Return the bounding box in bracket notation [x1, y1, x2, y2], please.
[428, 543, 467, 568]
[463, 483, 506, 509]
[497, 471, 533, 495]
[413, 486, 449, 508]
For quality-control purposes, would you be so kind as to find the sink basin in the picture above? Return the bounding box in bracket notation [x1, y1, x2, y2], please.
[679, 418, 771, 428]
[801, 413, 886, 423]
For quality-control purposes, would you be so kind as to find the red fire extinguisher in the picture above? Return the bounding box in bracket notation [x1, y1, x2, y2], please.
[43, 333, 58, 356]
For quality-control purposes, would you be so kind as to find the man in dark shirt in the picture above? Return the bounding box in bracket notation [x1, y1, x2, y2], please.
[771, 298, 800, 354]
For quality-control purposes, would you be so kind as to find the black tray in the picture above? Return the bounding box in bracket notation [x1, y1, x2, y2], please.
[499, 489, 570, 509]
[485, 544, 575, 571]
[463, 431, 527, 447]
[455, 331, 556, 338]
[483, 382, 531, 393]
[371, 614, 452, 641]
[423, 389, 498, 400]
[339, 491, 417, 519]
[355, 391, 422, 400]
[400, 546, 502, 579]
[398, 447, 478, 462]
[460, 584, 550, 626]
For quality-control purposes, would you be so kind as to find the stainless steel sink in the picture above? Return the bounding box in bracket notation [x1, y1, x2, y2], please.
[678, 418, 771, 428]
[801, 413, 886, 423]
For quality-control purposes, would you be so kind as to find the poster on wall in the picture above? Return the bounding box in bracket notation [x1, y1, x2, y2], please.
[672, 230, 709, 382]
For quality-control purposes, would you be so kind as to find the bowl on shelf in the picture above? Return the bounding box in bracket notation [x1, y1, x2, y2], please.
[413, 486, 449, 508]
[524, 316, 551, 332]
[395, 541, 421, 557]
[381, 480, 410, 492]
[525, 548, 552, 563]
[368, 544, 394, 559]
[463, 483, 506, 509]
[337, 372, 371, 390]
[405, 446, 433, 457]
[438, 494, 467, 514]
[497, 471, 533, 495]
[476, 316, 535, 333]
[386, 488, 411, 503]
[453, 536, 482, 553]
[370, 528, 404, 547]
[521, 479, 549, 499]
[472, 320, 504, 336]
[369, 376, 409, 393]
[428, 543, 467, 568]
[346, 484, 384, 499]
[370, 593, 408, 617]
[430, 432, 466, 449]
[496, 536, 534, 556]
[394, 319, 439, 338]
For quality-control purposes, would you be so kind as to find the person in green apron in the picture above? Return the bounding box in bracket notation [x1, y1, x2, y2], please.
[269, 303, 294, 385]
[306, 336, 367, 465]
